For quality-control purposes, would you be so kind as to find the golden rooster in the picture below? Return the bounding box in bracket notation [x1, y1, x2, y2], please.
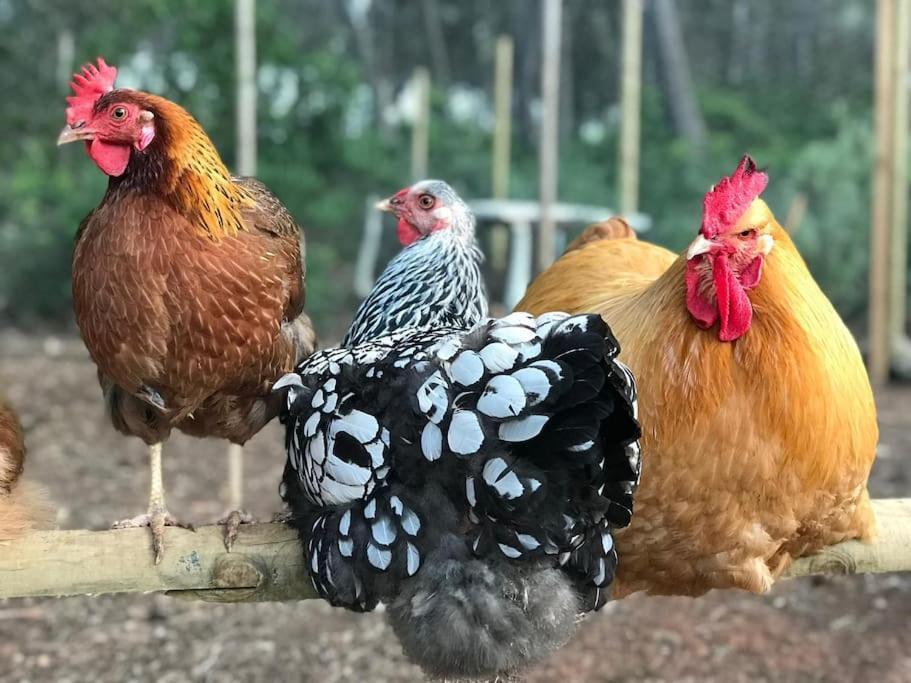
[517, 156, 877, 597]
[57, 58, 316, 562]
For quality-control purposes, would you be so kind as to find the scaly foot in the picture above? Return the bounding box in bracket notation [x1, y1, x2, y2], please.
[269, 508, 293, 524]
[217, 509, 256, 552]
[112, 506, 194, 565]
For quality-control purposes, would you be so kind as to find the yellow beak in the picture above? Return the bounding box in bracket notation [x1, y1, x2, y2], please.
[375, 196, 395, 213]
[57, 124, 94, 146]
[686, 234, 713, 260]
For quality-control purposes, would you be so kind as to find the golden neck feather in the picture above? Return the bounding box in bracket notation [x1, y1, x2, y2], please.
[132, 94, 255, 240]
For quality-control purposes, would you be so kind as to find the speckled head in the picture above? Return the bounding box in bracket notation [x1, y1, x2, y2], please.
[375, 180, 474, 246]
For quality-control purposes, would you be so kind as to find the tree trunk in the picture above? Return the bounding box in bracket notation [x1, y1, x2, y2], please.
[726, 0, 749, 85]
[512, 0, 540, 146]
[420, 0, 451, 85]
[341, 0, 392, 134]
[652, 0, 707, 149]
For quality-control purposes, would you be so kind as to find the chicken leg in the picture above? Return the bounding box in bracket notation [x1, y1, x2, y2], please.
[218, 442, 255, 550]
[112, 442, 191, 564]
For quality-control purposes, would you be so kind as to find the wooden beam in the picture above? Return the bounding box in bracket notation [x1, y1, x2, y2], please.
[870, 0, 897, 385]
[1, 500, 909, 602]
[234, 0, 257, 177]
[785, 498, 911, 578]
[619, 0, 644, 216]
[0, 524, 314, 602]
[538, 0, 563, 273]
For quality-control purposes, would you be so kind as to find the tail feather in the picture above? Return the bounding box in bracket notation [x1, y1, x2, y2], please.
[281, 311, 641, 678]
[290, 478, 460, 611]
[564, 218, 636, 253]
[388, 536, 579, 680]
[0, 401, 53, 540]
[0, 481, 54, 540]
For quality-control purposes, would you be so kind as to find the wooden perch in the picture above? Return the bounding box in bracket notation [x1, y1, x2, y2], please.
[1, 499, 910, 602]
[0, 523, 315, 602]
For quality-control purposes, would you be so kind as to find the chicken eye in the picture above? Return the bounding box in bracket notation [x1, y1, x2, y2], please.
[111, 106, 128, 121]
[418, 194, 435, 209]
[738, 229, 755, 239]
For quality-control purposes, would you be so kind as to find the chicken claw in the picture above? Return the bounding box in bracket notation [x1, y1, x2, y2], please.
[217, 509, 256, 551]
[269, 508, 293, 524]
[112, 506, 194, 565]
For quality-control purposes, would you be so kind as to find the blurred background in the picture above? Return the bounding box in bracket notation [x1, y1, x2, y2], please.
[1, 1, 910, 681]
[0, 0, 894, 336]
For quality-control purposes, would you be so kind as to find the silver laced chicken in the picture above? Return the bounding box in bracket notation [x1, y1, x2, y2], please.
[277, 180, 641, 679]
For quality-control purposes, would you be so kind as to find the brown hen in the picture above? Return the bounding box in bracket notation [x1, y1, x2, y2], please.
[58, 58, 316, 562]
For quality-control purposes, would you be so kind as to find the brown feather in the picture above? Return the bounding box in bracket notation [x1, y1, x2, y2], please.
[73, 91, 316, 447]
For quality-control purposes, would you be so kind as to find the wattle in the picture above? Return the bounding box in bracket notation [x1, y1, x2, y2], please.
[685, 253, 763, 342]
[712, 254, 753, 342]
[397, 219, 423, 246]
[87, 139, 131, 177]
[685, 262, 718, 329]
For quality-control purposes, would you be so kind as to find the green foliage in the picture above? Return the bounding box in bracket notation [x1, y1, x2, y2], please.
[783, 112, 874, 317]
[0, 0, 891, 331]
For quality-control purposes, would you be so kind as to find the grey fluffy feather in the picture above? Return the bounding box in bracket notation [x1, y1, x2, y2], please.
[388, 535, 579, 680]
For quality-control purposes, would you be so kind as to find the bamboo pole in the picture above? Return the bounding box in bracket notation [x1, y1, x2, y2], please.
[410, 67, 431, 182]
[490, 35, 515, 273]
[55, 28, 75, 88]
[2, 500, 909, 601]
[538, 0, 563, 273]
[493, 36, 514, 201]
[890, 0, 911, 372]
[0, 524, 312, 602]
[870, 0, 897, 385]
[619, 0, 644, 216]
[235, 0, 257, 177]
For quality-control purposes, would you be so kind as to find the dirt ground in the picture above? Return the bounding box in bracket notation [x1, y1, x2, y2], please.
[1, 331, 909, 683]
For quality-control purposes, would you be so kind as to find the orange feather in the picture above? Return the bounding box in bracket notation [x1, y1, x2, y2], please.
[517, 199, 877, 597]
[0, 400, 53, 539]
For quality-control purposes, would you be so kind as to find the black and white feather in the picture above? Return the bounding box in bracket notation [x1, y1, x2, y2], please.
[342, 181, 487, 347]
[279, 312, 640, 668]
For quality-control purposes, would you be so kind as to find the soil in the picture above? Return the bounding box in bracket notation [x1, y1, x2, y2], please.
[1, 331, 909, 683]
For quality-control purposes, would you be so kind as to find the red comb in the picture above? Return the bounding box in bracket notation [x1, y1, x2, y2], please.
[66, 58, 118, 126]
[701, 155, 768, 238]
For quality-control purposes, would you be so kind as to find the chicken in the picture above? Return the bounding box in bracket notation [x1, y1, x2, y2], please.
[563, 216, 637, 253]
[57, 58, 316, 562]
[517, 156, 877, 598]
[277, 181, 641, 679]
[342, 182, 488, 346]
[0, 399, 53, 539]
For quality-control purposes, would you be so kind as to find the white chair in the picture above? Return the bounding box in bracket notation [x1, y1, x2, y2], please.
[355, 196, 652, 310]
